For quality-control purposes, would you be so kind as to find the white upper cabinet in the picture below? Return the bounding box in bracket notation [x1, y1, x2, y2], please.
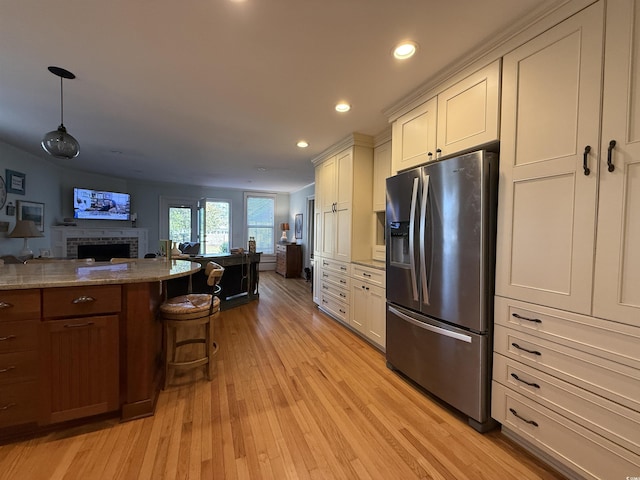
[436, 59, 501, 158]
[592, 0, 640, 326]
[391, 97, 437, 173]
[391, 60, 501, 174]
[495, 2, 604, 315]
[313, 135, 373, 263]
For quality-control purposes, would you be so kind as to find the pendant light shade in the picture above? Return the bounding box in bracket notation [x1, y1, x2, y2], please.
[41, 66, 80, 159]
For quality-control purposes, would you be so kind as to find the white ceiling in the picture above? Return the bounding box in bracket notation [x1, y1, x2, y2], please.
[1, 0, 553, 193]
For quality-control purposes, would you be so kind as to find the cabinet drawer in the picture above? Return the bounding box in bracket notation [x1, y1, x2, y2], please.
[494, 324, 640, 413]
[493, 354, 640, 454]
[319, 279, 349, 303]
[320, 269, 350, 290]
[318, 257, 351, 276]
[0, 350, 38, 384]
[495, 296, 640, 368]
[43, 285, 122, 318]
[0, 381, 38, 427]
[492, 382, 640, 480]
[0, 290, 41, 321]
[319, 294, 349, 324]
[0, 321, 38, 353]
[352, 265, 385, 287]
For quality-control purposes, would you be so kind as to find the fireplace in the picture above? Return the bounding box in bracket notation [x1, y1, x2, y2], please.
[50, 227, 148, 259]
[78, 243, 131, 261]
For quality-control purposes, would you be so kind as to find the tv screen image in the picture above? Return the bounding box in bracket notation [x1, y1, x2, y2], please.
[74, 188, 131, 221]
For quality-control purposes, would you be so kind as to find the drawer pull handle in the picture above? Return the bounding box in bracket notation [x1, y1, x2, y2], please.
[340, 280, 346, 284]
[322, 285, 329, 290]
[0, 301, 13, 309]
[0, 366, 16, 373]
[323, 262, 329, 267]
[340, 266, 346, 271]
[339, 293, 346, 298]
[512, 313, 542, 324]
[64, 322, 95, 329]
[511, 342, 541, 356]
[0, 335, 16, 342]
[72, 295, 96, 304]
[511, 373, 540, 389]
[583, 145, 591, 176]
[362, 272, 371, 277]
[339, 309, 345, 314]
[509, 408, 538, 427]
[323, 273, 329, 278]
[0, 403, 16, 411]
[607, 139, 616, 172]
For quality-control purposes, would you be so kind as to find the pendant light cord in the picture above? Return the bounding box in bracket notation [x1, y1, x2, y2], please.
[59, 76, 64, 126]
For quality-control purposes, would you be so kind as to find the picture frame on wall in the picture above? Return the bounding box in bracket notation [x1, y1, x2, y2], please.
[294, 213, 303, 240]
[6, 169, 26, 195]
[17, 200, 45, 232]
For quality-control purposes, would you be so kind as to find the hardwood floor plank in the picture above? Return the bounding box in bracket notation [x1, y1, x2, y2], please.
[0, 272, 567, 480]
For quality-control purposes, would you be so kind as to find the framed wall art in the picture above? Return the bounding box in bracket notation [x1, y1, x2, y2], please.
[294, 213, 303, 240]
[17, 200, 45, 232]
[6, 169, 26, 195]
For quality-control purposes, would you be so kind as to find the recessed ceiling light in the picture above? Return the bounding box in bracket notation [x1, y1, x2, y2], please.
[297, 140, 309, 148]
[335, 103, 351, 113]
[394, 41, 417, 60]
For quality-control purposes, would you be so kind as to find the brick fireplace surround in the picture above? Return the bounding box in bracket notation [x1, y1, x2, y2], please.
[50, 227, 148, 259]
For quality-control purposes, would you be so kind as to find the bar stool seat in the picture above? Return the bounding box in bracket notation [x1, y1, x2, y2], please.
[160, 261, 224, 388]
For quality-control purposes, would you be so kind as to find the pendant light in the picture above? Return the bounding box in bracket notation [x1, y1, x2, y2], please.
[41, 66, 80, 159]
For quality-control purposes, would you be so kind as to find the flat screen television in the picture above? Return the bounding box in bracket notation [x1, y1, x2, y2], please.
[74, 187, 131, 221]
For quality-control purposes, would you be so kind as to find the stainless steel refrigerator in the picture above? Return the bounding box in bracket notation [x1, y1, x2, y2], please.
[385, 149, 498, 432]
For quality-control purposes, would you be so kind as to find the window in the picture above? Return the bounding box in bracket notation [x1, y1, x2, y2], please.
[245, 194, 275, 254]
[199, 199, 231, 254]
[168, 206, 193, 244]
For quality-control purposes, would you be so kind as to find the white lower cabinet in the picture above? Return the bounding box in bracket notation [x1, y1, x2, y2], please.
[313, 259, 386, 349]
[492, 296, 640, 479]
[315, 257, 350, 324]
[350, 278, 385, 349]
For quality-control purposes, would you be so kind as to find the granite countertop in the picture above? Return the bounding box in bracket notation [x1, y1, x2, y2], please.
[351, 259, 386, 270]
[0, 258, 200, 290]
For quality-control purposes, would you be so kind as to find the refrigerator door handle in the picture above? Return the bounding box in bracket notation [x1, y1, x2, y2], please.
[389, 306, 472, 343]
[419, 174, 430, 305]
[408, 176, 419, 302]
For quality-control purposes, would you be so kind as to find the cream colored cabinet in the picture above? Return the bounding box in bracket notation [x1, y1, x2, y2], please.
[493, 1, 640, 477]
[495, 3, 603, 315]
[436, 59, 500, 158]
[391, 60, 500, 174]
[316, 258, 351, 324]
[592, 0, 640, 326]
[350, 265, 386, 349]
[372, 140, 391, 212]
[313, 134, 373, 263]
[392, 97, 437, 173]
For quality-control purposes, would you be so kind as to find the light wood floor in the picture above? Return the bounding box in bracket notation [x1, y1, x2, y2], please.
[0, 272, 566, 480]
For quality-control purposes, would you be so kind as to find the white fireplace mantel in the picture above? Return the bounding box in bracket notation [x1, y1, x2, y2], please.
[50, 226, 148, 259]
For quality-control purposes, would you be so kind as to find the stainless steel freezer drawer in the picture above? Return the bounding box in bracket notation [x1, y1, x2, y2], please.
[386, 304, 490, 425]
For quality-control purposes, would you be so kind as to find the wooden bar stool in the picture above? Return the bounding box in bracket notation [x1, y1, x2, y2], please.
[160, 261, 224, 388]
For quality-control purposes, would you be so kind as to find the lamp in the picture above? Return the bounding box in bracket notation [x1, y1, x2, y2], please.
[8, 220, 44, 257]
[279, 223, 290, 244]
[41, 66, 80, 159]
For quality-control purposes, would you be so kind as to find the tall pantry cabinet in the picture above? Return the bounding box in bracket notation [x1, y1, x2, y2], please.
[493, 1, 640, 478]
[312, 134, 374, 338]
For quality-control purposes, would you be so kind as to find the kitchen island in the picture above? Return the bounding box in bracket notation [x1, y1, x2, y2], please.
[0, 258, 200, 440]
